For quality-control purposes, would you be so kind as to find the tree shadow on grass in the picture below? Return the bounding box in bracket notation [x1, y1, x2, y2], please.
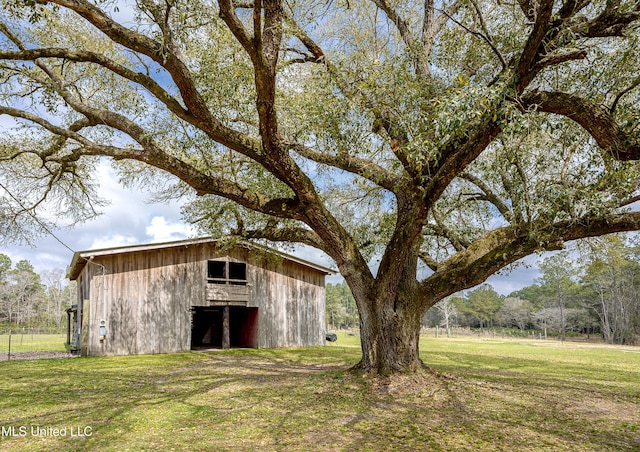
[0, 348, 359, 450]
[332, 350, 640, 451]
[0, 347, 639, 451]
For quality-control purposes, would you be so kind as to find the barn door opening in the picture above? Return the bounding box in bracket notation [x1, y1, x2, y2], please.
[191, 306, 258, 349]
[230, 306, 258, 348]
[191, 307, 222, 348]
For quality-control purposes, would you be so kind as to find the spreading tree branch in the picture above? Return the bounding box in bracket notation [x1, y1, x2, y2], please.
[424, 210, 640, 304]
[234, 226, 327, 251]
[370, 0, 415, 50]
[0, 47, 190, 119]
[0, 107, 308, 221]
[422, 0, 463, 60]
[418, 251, 439, 272]
[520, 90, 640, 161]
[514, 0, 554, 92]
[431, 206, 470, 251]
[286, 142, 404, 192]
[35, 0, 261, 159]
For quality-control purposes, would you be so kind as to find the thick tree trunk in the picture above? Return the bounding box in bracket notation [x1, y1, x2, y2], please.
[354, 299, 424, 374]
[352, 273, 428, 375]
[343, 233, 433, 375]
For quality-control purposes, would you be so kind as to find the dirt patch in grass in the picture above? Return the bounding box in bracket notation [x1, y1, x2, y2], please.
[0, 350, 76, 361]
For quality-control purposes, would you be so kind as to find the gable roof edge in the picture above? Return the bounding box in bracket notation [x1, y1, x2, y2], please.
[66, 237, 335, 280]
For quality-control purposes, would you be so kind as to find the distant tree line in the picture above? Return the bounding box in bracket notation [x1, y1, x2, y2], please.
[424, 236, 640, 345]
[326, 282, 359, 331]
[0, 254, 74, 329]
[325, 236, 640, 345]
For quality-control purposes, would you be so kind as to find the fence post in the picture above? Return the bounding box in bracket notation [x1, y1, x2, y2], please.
[7, 330, 11, 361]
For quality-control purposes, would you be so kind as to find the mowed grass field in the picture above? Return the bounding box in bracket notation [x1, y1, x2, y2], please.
[0, 334, 639, 451]
[0, 333, 67, 354]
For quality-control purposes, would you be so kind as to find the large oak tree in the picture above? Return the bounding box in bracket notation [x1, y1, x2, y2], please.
[1, 0, 640, 374]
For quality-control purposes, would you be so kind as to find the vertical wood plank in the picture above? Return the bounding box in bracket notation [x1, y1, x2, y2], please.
[222, 305, 230, 349]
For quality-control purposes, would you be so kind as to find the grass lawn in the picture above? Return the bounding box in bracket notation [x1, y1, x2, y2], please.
[0, 333, 639, 451]
[0, 333, 67, 354]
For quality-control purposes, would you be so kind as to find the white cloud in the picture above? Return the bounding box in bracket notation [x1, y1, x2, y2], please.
[0, 115, 20, 130]
[89, 234, 139, 250]
[1, 160, 192, 273]
[145, 216, 195, 243]
[1, 246, 69, 274]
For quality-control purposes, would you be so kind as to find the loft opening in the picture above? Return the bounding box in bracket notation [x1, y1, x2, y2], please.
[207, 260, 247, 285]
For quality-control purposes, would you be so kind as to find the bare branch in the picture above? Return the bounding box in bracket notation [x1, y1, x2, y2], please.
[611, 73, 640, 115]
[418, 251, 439, 272]
[422, 0, 434, 46]
[283, 11, 325, 63]
[619, 194, 640, 208]
[217, 0, 255, 56]
[422, 0, 462, 57]
[518, 0, 640, 90]
[516, 0, 536, 22]
[236, 226, 327, 251]
[468, 0, 507, 69]
[532, 49, 588, 74]
[431, 206, 470, 251]
[369, 0, 436, 77]
[443, 11, 506, 71]
[370, 0, 415, 49]
[581, 4, 640, 38]
[556, 0, 591, 21]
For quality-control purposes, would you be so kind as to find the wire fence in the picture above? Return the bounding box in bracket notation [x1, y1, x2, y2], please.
[421, 326, 606, 342]
[0, 328, 73, 361]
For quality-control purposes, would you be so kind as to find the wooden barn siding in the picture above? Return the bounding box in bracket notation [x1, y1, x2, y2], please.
[82, 247, 200, 356]
[77, 272, 91, 356]
[250, 257, 325, 348]
[80, 243, 326, 356]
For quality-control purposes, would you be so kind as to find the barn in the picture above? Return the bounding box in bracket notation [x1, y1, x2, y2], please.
[65, 238, 333, 356]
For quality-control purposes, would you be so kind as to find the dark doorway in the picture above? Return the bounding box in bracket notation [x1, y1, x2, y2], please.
[191, 307, 222, 347]
[230, 306, 258, 347]
[191, 306, 258, 349]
